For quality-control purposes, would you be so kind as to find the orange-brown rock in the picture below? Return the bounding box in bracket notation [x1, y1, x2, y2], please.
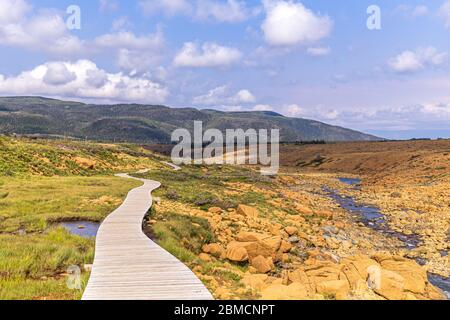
[369, 268, 406, 300]
[241, 274, 269, 292]
[380, 258, 427, 294]
[199, 253, 212, 262]
[316, 280, 350, 300]
[208, 207, 223, 214]
[340, 255, 379, 291]
[236, 232, 268, 242]
[251, 256, 274, 274]
[236, 205, 259, 219]
[284, 227, 298, 236]
[260, 282, 309, 300]
[226, 244, 249, 262]
[202, 243, 225, 258]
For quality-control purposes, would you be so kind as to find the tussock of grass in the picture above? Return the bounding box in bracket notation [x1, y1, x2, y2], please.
[151, 212, 215, 264]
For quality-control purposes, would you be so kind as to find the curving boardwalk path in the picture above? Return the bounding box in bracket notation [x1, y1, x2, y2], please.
[82, 171, 213, 300]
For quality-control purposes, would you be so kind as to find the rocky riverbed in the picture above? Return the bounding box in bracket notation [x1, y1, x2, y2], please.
[150, 170, 448, 300]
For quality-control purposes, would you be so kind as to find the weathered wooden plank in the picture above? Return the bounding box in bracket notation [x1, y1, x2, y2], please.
[82, 173, 213, 300]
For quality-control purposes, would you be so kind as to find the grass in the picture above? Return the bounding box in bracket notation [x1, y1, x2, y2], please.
[0, 136, 163, 300]
[0, 176, 140, 233]
[141, 164, 278, 214]
[0, 176, 140, 300]
[151, 211, 215, 264]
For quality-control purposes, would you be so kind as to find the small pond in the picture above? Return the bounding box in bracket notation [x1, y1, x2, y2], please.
[58, 221, 100, 238]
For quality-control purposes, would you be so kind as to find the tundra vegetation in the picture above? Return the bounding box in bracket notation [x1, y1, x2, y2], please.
[0, 136, 448, 300]
[0, 136, 160, 299]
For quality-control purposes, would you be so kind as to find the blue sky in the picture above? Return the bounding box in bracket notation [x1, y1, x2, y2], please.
[0, 0, 450, 139]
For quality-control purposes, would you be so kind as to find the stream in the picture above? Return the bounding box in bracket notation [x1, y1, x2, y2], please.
[325, 177, 449, 299]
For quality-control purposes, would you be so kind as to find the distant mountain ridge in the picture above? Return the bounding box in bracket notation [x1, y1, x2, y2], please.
[0, 96, 381, 143]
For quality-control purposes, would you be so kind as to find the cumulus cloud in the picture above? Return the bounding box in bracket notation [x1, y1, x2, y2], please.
[0, 2, 84, 55]
[193, 85, 255, 105]
[283, 104, 305, 117]
[389, 47, 447, 73]
[261, 0, 333, 46]
[307, 47, 330, 56]
[440, 0, 450, 28]
[43, 62, 77, 85]
[0, 60, 169, 103]
[253, 104, 273, 111]
[0, 0, 165, 74]
[173, 42, 242, 67]
[0, 0, 31, 24]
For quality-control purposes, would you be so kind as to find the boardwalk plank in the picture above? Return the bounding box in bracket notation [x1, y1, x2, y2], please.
[82, 173, 213, 300]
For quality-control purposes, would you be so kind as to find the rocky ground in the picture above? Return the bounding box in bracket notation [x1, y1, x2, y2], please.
[149, 166, 447, 300]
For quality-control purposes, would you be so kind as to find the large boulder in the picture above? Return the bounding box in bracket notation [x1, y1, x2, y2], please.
[288, 268, 315, 294]
[304, 261, 342, 285]
[316, 280, 350, 300]
[236, 205, 259, 219]
[380, 258, 427, 294]
[236, 232, 268, 242]
[251, 256, 274, 274]
[202, 243, 225, 258]
[340, 255, 380, 291]
[226, 244, 249, 262]
[368, 267, 406, 300]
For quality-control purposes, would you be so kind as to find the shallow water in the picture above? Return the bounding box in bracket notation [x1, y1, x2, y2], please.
[59, 221, 100, 238]
[328, 177, 449, 298]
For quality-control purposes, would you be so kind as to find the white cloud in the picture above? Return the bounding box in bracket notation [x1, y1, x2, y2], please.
[139, 0, 257, 22]
[307, 47, 330, 56]
[0, 60, 169, 103]
[139, 0, 192, 16]
[0, 0, 30, 24]
[253, 104, 273, 111]
[261, 0, 333, 46]
[43, 62, 77, 85]
[195, 0, 251, 23]
[193, 86, 255, 105]
[93, 30, 164, 51]
[173, 42, 242, 67]
[0, 4, 85, 55]
[283, 104, 304, 117]
[389, 47, 447, 73]
[440, 0, 450, 28]
[0, 0, 165, 69]
[235, 89, 256, 103]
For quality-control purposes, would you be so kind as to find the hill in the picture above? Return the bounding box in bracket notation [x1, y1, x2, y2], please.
[0, 96, 380, 143]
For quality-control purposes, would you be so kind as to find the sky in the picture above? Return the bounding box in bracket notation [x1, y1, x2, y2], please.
[0, 0, 450, 139]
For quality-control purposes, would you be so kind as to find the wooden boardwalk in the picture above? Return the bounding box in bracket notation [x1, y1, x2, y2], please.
[82, 172, 213, 300]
